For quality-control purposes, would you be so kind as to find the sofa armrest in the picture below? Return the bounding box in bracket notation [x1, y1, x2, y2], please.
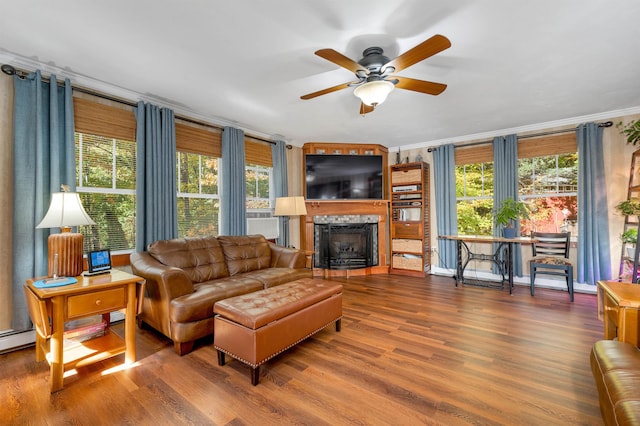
[268, 243, 307, 269]
[130, 252, 195, 301]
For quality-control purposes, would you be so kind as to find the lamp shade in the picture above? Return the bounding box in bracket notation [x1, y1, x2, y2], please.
[274, 196, 307, 216]
[353, 80, 395, 106]
[36, 192, 96, 229]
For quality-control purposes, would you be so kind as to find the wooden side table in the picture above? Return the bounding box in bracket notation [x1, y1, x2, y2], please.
[597, 280, 640, 346]
[24, 270, 144, 392]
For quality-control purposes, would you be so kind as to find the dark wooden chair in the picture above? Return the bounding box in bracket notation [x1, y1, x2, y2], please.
[529, 232, 574, 302]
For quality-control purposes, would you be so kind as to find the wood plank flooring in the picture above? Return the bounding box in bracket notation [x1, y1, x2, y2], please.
[0, 274, 604, 425]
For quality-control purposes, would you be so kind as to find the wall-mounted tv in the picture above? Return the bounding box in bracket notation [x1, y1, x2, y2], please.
[305, 154, 384, 200]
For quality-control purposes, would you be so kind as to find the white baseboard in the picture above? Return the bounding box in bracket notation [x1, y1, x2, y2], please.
[0, 330, 35, 353]
[430, 266, 597, 294]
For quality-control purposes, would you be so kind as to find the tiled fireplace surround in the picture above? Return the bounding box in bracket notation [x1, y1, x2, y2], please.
[302, 201, 389, 277]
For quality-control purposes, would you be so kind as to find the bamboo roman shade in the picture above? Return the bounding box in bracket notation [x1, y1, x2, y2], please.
[455, 144, 493, 165]
[73, 97, 136, 141]
[245, 136, 273, 167]
[455, 132, 577, 165]
[517, 133, 577, 159]
[175, 121, 222, 157]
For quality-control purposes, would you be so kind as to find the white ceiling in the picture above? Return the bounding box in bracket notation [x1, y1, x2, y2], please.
[1, 0, 639, 149]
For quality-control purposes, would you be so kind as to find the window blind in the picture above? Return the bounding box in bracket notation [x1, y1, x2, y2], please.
[73, 97, 136, 141]
[455, 132, 577, 165]
[175, 121, 222, 157]
[245, 137, 273, 167]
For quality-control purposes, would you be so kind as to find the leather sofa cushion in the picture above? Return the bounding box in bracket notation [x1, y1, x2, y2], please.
[149, 237, 229, 283]
[218, 235, 272, 276]
[591, 340, 640, 425]
[214, 279, 343, 329]
[592, 340, 640, 375]
[170, 276, 264, 323]
[603, 370, 640, 425]
[615, 400, 640, 425]
[236, 267, 312, 288]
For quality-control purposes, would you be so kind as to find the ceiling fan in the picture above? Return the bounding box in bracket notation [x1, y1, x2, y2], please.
[301, 34, 451, 114]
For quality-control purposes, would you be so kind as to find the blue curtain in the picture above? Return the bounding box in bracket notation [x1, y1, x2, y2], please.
[272, 140, 289, 246]
[433, 144, 457, 269]
[577, 122, 611, 284]
[493, 135, 523, 276]
[12, 71, 75, 330]
[135, 102, 177, 252]
[220, 126, 246, 235]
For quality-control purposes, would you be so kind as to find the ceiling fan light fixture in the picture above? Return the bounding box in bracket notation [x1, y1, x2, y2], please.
[353, 80, 395, 107]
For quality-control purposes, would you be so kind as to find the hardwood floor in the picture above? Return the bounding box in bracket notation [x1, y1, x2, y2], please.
[1, 274, 604, 425]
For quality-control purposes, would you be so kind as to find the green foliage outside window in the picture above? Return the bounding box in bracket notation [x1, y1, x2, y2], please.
[246, 164, 271, 209]
[75, 133, 136, 252]
[456, 162, 494, 235]
[177, 152, 219, 238]
[456, 153, 578, 236]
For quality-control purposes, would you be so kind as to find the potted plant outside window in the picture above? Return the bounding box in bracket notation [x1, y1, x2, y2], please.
[494, 197, 530, 239]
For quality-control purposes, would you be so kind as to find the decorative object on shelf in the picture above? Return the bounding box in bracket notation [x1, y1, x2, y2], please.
[36, 184, 95, 278]
[494, 197, 530, 238]
[617, 119, 640, 145]
[622, 228, 638, 258]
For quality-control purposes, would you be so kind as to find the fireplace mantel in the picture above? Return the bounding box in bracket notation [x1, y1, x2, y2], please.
[300, 200, 389, 277]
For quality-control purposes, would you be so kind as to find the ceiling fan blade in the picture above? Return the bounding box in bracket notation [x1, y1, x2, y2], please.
[394, 76, 447, 95]
[385, 34, 451, 73]
[300, 82, 353, 100]
[315, 49, 367, 73]
[359, 103, 375, 115]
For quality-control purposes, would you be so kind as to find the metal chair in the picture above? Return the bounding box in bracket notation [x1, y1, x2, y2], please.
[529, 232, 574, 302]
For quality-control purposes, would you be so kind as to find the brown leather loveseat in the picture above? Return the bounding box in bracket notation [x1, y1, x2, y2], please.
[591, 340, 640, 424]
[130, 235, 311, 355]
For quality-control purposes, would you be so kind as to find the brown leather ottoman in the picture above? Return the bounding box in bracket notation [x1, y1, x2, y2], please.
[213, 278, 343, 385]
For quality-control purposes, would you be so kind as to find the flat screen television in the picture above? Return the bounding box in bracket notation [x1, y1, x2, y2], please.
[305, 154, 384, 200]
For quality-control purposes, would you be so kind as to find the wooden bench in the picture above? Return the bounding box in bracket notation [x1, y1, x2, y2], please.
[213, 278, 343, 385]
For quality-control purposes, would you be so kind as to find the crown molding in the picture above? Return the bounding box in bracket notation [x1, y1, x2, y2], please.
[0, 49, 280, 142]
[390, 106, 640, 152]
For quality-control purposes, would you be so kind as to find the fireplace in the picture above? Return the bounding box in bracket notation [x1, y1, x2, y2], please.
[314, 221, 378, 270]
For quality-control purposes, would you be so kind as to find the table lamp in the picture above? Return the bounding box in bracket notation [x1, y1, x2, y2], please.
[274, 196, 307, 247]
[36, 185, 96, 278]
[274, 196, 307, 217]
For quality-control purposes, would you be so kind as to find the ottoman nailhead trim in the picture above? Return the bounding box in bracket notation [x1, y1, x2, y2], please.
[214, 316, 342, 368]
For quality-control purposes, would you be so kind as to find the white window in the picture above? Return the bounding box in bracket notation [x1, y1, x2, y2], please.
[518, 153, 578, 235]
[75, 132, 136, 252]
[456, 162, 494, 235]
[176, 152, 220, 237]
[246, 163, 272, 211]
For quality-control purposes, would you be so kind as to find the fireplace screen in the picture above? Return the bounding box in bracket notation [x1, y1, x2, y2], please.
[314, 223, 378, 270]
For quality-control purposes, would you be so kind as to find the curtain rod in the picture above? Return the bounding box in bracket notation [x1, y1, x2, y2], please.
[426, 121, 614, 152]
[1, 64, 292, 149]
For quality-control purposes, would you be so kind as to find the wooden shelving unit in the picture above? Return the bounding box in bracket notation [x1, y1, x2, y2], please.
[619, 148, 640, 283]
[389, 162, 430, 277]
